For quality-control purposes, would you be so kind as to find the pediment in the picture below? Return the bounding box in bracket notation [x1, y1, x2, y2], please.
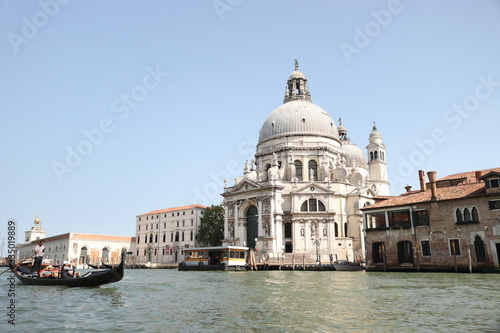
[291, 182, 334, 195]
[231, 178, 261, 193]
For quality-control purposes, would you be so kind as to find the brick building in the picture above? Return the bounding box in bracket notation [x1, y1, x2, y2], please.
[361, 168, 500, 272]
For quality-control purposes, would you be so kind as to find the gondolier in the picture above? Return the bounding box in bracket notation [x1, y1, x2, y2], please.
[32, 240, 45, 274]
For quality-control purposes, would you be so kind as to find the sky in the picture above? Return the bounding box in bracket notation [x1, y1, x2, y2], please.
[1, 0, 499, 250]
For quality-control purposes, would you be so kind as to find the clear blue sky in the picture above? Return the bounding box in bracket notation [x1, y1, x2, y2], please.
[1, 0, 499, 248]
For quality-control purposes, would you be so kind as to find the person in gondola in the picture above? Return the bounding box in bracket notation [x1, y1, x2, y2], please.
[32, 240, 45, 274]
[60, 261, 74, 278]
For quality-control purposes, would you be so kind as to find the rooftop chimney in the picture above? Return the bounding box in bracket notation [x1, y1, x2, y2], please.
[427, 171, 437, 201]
[405, 185, 412, 192]
[418, 170, 426, 192]
[475, 171, 484, 182]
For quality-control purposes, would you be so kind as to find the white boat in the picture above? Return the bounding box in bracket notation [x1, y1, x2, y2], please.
[333, 260, 365, 271]
[178, 246, 249, 271]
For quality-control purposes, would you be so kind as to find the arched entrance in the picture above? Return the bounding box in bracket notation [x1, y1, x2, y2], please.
[79, 246, 88, 264]
[474, 235, 487, 263]
[246, 206, 258, 249]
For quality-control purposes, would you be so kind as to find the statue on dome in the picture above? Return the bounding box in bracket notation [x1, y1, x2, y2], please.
[295, 59, 299, 71]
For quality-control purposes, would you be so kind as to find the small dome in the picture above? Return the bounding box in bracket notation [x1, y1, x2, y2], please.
[369, 123, 382, 143]
[343, 142, 368, 169]
[259, 100, 339, 144]
[34, 218, 40, 224]
[289, 70, 306, 80]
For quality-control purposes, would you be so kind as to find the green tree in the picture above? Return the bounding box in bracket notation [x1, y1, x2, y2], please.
[195, 205, 224, 246]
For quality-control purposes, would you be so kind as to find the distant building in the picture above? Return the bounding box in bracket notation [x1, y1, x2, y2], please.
[135, 204, 206, 264]
[17, 218, 135, 268]
[222, 62, 390, 263]
[362, 168, 500, 272]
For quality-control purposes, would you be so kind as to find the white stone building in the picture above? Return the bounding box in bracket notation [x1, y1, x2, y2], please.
[135, 204, 206, 264]
[16, 218, 135, 268]
[222, 62, 390, 263]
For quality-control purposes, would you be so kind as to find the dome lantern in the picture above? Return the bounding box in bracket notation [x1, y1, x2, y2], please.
[284, 60, 312, 103]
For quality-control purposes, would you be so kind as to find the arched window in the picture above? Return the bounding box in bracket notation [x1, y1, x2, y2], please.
[344, 223, 348, 237]
[334, 223, 339, 237]
[370, 152, 374, 161]
[137, 236, 140, 244]
[300, 199, 326, 212]
[149, 233, 153, 243]
[175, 231, 179, 242]
[155, 234, 158, 243]
[464, 208, 472, 222]
[472, 207, 479, 222]
[294, 160, 303, 181]
[308, 160, 317, 181]
[163, 234, 166, 242]
[374, 151, 378, 160]
[381, 152, 385, 161]
[455, 209, 463, 223]
[102, 247, 109, 264]
[182, 232, 185, 242]
[190, 231, 193, 241]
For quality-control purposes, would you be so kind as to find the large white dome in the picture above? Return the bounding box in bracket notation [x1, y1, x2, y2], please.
[258, 100, 340, 144]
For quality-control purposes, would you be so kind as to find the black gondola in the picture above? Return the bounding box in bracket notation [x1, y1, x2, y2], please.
[10, 252, 125, 287]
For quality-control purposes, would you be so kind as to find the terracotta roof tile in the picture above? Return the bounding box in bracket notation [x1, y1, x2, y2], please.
[363, 181, 486, 210]
[138, 204, 207, 216]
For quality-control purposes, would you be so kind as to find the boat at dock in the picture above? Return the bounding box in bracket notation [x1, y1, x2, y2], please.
[333, 260, 365, 271]
[178, 246, 249, 271]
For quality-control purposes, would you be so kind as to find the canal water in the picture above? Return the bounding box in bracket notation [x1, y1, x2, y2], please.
[1, 269, 499, 332]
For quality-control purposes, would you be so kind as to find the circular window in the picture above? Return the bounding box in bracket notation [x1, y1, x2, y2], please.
[310, 186, 315, 191]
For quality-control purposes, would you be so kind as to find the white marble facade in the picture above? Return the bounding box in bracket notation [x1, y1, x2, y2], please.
[222, 62, 390, 263]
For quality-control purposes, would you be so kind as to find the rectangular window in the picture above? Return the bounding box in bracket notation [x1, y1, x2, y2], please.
[366, 212, 386, 229]
[420, 240, 431, 256]
[372, 242, 385, 264]
[489, 200, 500, 210]
[389, 210, 411, 228]
[413, 210, 429, 226]
[486, 178, 500, 189]
[449, 239, 461, 256]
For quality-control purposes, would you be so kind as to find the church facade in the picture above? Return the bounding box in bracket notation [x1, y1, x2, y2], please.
[221, 62, 390, 263]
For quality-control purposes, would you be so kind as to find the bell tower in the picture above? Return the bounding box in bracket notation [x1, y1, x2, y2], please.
[366, 123, 390, 195]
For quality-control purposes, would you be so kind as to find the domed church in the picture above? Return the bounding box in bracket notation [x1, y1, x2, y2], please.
[221, 61, 390, 263]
